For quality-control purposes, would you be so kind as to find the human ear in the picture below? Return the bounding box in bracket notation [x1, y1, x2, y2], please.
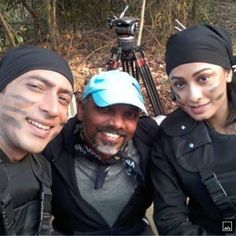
[225, 69, 233, 83]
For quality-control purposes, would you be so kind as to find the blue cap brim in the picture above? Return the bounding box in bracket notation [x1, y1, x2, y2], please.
[82, 70, 148, 115]
[92, 90, 148, 115]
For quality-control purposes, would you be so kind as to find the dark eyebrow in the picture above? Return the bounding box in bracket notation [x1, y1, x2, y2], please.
[192, 68, 212, 77]
[28, 75, 73, 96]
[170, 76, 184, 81]
[170, 68, 212, 81]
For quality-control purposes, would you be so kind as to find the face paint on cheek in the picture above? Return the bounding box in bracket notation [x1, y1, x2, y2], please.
[208, 83, 219, 93]
[175, 92, 181, 100]
[208, 81, 225, 101]
[3, 104, 27, 116]
[214, 92, 225, 101]
[0, 95, 31, 130]
[11, 94, 35, 105]
[2, 113, 22, 129]
[173, 90, 185, 107]
[171, 88, 181, 100]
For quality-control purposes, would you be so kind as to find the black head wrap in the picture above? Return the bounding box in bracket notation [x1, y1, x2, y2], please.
[165, 24, 235, 75]
[0, 45, 74, 91]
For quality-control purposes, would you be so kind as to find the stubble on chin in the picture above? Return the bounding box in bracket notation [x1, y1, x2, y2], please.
[93, 134, 126, 157]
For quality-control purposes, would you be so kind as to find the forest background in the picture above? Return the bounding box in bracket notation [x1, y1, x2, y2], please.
[1, 0, 236, 116]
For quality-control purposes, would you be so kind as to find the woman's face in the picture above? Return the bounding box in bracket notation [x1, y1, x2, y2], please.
[169, 62, 232, 125]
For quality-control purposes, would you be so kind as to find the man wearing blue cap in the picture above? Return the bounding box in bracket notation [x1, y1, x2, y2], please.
[44, 70, 159, 235]
[0, 45, 74, 235]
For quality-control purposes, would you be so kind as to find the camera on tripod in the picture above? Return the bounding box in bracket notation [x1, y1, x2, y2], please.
[108, 6, 139, 50]
[107, 5, 165, 115]
[108, 16, 139, 37]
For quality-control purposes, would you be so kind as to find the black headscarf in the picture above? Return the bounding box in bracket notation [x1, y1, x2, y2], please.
[165, 24, 235, 75]
[0, 45, 74, 91]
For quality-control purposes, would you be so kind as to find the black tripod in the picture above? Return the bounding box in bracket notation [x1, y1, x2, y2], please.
[106, 40, 165, 116]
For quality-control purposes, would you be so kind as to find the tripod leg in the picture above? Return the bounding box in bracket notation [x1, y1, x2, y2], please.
[134, 50, 165, 115]
[107, 46, 164, 115]
[129, 60, 137, 79]
[122, 60, 126, 72]
[107, 47, 122, 70]
[142, 61, 165, 114]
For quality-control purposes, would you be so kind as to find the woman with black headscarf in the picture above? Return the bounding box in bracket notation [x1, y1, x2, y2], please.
[151, 24, 236, 235]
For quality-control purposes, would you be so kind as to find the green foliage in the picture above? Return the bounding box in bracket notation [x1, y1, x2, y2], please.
[0, 0, 53, 49]
[0, 0, 232, 50]
[55, 0, 217, 43]
[0, 1, 30, 49]
[15, 33, 24, 43]
[57, 0, 118, 30]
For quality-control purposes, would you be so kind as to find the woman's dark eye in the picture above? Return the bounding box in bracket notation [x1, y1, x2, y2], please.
[198, 75, 209, 83]
[173, 81, 185, 90]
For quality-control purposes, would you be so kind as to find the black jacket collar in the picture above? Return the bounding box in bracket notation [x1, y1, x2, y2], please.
[162, 108, 198, 136]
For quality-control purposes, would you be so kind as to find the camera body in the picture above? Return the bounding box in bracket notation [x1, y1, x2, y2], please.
[109, 16, 139, 37]
[109, 16, 139, 50]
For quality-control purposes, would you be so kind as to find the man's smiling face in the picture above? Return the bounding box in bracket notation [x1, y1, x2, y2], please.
[78, 96, 140, 159]
[0, 69, 73, 161]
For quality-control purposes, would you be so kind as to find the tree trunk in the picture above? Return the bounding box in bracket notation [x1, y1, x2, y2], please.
[0, 12, 16, 47]
[21, 0, 42, 39]
[137, 0, 146, 46]
[47, 0, 59, 50]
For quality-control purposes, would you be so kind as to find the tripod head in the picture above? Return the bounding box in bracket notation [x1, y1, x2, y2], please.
[108, 6, 139, 50]
[107, 6, 165, 116]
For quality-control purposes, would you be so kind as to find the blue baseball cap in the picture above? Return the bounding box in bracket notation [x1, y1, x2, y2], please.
[82, 70, 148, 115]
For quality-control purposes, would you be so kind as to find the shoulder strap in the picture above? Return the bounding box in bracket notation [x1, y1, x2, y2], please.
[38, 184, 52, 235]
[0, 155, 52, 235]
[30, 154, 52, 235]
[200, 168, 236, 215]
[0, 161, 16, 235]
[200, 168, 236, 234]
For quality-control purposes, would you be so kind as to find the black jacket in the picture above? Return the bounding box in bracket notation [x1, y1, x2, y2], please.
[0, 152, 52, 235]
[152, 108, 236, 235]
[44, 115, 159, 235]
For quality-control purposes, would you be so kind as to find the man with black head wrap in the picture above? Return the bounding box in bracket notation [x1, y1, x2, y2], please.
[0, 45, 74, 235]
[151, 24, 236, 235]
